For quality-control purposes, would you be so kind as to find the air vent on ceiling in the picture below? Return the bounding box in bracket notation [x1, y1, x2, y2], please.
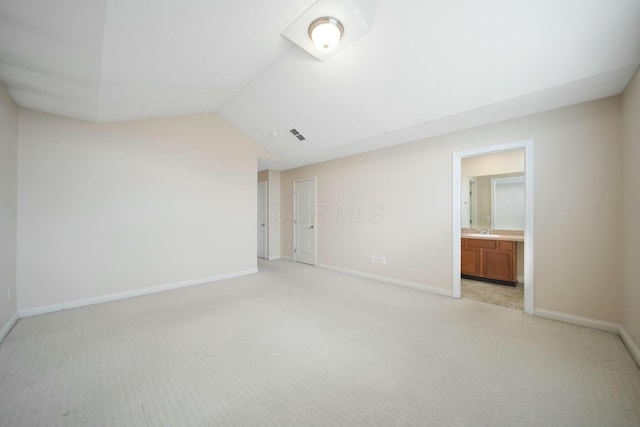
[289, 128, 306, 141]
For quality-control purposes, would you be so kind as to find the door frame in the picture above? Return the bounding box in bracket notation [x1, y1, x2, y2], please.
[452, 140, 534, 315]
[257, 181, 268, 259]
[293, 177, 317, 266]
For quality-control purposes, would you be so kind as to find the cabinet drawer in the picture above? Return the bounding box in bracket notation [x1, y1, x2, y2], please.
[498, 241, 514, 250]
[467, 239, 496, 249]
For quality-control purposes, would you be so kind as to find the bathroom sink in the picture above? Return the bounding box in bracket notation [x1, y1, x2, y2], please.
[465, 233, 502, 238]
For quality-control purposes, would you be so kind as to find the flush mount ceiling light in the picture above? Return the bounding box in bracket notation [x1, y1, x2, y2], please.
[281, 0, 370, 62]
[308, 17, 344, 51]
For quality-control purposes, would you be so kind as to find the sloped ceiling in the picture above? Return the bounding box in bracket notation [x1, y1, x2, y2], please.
[1, 0, 639, 170]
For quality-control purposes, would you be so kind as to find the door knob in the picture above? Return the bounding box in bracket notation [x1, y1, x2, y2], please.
[261, 224, 265, 226]
[309, 225, 314, 229]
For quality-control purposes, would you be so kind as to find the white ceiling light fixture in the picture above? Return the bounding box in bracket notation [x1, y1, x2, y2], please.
[308, 17, 344, 51]
[281, 0, 370, 61]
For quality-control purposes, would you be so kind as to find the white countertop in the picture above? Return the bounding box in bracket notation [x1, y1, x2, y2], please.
[461, 230, 524, 242]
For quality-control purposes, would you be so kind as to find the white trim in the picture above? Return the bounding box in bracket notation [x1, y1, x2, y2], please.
[534, 309, 621, 333]
[452, 153, 462, 298]
[523, 140, 535, 315]
[534, 309, 640, 367]
[0, 313, 18, 343]
[267, 255, 281, 261]
[18, 269, 258, 318]
[452, 139, 534, 314]
[620, 326, 640, 367]
[517, 275, 524, 283]
[293, 177, 318, 266]
[317, 264, 453, 298]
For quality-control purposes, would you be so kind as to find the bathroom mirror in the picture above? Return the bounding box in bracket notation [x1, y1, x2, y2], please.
[461, 172, 525, 230]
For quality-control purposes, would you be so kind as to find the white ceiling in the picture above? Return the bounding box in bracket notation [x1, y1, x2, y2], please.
[1, 0, 639, 170]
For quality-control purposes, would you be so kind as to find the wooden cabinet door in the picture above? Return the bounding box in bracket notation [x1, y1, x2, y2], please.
[483, 248, 516, 282]
[461, 239, 482, 276]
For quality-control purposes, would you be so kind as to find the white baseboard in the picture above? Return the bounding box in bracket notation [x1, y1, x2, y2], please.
[268, 255, 281, 261]
[517, 275, 524, 283]
[18, 269, 258, 318]
[316, 263, 452, 298]
[534, 309, 640, 366]
[0, 313, 18, 343]
[534, 308, 621, 333]
[619, 326, 640, 367]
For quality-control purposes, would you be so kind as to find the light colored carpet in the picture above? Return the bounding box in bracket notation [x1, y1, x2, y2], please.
[0, 260, 639, 427]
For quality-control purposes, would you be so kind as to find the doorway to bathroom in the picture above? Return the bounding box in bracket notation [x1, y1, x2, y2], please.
[452, 140, 534, 314]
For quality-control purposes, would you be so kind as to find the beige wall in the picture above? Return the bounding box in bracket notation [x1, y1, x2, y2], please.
[0, 84, 18, 333]
[622, 67, 640, 347]
[461, 149, 525, 177]
[281, 96, 623, 323]
[17, 110, 264, 312]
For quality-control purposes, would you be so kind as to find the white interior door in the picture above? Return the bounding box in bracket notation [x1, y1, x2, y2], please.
[257, 181, 267, 259]
[294, 178, 316, 265]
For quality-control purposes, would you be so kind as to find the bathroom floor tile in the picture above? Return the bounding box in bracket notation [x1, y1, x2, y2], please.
[461, 278, 524, 311]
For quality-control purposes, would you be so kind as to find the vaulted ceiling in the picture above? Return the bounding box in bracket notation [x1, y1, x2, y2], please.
[1, 0, 639, 170]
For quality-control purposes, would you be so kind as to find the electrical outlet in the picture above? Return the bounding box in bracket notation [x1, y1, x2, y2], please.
[370, 255, 375, 264]
[381, 257, 386, 265]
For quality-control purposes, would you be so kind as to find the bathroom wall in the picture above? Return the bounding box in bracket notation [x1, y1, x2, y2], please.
[461, 149, 525, 177]
[462, 150, 525, 230]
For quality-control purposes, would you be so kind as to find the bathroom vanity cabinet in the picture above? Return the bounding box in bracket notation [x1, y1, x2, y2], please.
[461, 238, 517, 285]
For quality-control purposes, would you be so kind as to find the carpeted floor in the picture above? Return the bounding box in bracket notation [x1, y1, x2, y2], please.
[0, 259, 639, 426]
